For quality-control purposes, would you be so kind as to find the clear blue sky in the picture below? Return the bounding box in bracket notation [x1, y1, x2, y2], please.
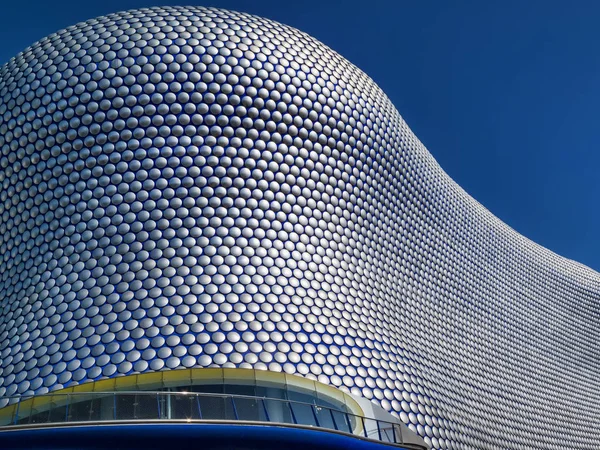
[2, 0, 600, 271]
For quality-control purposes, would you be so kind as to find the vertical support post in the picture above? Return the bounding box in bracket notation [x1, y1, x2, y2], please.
[288, 401, 298, 425]
[167, 392, 172, 419]
[261, 399, 270, 422]
[230, 396, 239, 420]
[196, 394, 203, 419]
[344, 413, 353, 434]
[13, 397, 21, 425]
[156, 393, 161, 419]
[329, 408, 338, 430]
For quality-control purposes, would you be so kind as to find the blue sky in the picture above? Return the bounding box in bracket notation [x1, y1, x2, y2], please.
[2, 0, 600, 271]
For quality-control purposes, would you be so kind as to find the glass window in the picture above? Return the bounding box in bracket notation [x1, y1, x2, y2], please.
[132, 393, 160, 420]
[263, 399, 295, 424]
[363, 417, 381, 440]
[68, 394, 115, 422]
[231, 397, 267, 422]
[197, 395, 236, 420]
[289, 402, 318, 427]
[170, 394, 201, 420]
[313, 406, 337, 431]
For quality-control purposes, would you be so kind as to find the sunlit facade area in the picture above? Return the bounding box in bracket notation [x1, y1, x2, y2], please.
[0, 6, 598, 450]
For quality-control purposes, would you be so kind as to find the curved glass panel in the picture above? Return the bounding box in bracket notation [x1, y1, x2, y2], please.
[0, 392, 408, 448]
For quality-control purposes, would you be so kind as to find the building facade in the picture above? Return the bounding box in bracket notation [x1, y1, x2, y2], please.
[0, 6, 599, 450]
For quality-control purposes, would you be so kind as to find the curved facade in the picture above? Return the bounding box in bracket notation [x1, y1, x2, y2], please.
[0, 6, 599, 450]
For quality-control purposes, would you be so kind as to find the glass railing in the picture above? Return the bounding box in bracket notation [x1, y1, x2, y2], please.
[0, 391, 405, 446]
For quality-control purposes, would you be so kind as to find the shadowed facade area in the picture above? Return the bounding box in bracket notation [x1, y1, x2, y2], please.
[0, 6, 599, 450]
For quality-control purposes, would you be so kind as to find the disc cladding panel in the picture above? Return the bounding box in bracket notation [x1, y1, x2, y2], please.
[0, 6, 599, 450]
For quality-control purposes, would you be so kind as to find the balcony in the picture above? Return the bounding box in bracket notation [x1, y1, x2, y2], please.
[0, 391, 426, 449]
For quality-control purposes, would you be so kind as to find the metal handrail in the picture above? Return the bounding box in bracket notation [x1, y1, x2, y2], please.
[0, 391, 404, 446]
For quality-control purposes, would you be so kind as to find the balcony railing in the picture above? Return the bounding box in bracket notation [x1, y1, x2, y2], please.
[0, 391, 407, 446]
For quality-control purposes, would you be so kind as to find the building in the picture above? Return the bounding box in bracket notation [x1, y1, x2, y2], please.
[0, 5, 598, 450]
